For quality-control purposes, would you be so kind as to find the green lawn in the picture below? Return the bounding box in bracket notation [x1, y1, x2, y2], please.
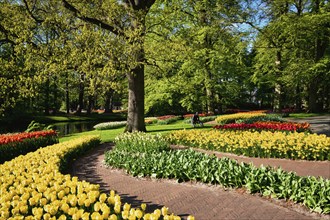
[59, 120, 213, 143]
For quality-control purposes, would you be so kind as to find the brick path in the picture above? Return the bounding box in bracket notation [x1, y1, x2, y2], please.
[68, 143, 329, 220]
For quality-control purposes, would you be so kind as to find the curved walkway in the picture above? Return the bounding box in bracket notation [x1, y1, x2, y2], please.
[287, 115, 330, 137]
[68, 144, 328, 220]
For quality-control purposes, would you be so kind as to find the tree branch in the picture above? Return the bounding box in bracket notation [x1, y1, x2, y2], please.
[62, 0, 123, 37]
[22, 0, 44, 23]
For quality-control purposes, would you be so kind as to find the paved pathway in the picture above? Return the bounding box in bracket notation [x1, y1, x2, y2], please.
[68, 144, 328, 220]
[287, 115, 330, 137]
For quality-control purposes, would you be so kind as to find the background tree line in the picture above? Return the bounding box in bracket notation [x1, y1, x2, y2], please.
[0, 0, 329, 131]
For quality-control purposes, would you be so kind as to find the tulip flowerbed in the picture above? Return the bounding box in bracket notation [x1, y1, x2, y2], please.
[156, 115, 179, 125]
[0, 130, 58, 164]
[93, 121, 127, 130]
[213, 121, 310, 133]
[167, 130, 330, 160]
[0, 135, 182, 219]
[215, 112, 267, 124]
[105, 133, 330, 214]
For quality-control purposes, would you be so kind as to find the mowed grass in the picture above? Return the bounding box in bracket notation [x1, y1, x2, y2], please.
[59, 120, 214, 143]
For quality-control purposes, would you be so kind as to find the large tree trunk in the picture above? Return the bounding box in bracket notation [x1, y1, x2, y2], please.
[125, 64, 146, 132]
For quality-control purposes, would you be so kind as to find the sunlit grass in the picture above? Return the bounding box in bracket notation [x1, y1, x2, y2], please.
[59, 120, 214, 143]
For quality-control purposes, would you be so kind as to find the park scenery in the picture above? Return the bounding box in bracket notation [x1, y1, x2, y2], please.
[1, 0, 330, 220]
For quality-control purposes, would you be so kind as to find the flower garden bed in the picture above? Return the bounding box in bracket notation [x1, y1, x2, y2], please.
[213, 121, 310, 133]
[167, 130, 329, 160]
[0, 130, 58, 164]
[105, 132, 330, 214]
[0, 135, 182, 219]
[214, 111, 284, 125]
[156, 115, 179, 125]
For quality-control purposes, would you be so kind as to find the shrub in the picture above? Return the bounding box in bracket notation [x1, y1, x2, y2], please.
[0, 130, 58, 163]
[93, 121, 127, 130]
[167, 130, 330, 160]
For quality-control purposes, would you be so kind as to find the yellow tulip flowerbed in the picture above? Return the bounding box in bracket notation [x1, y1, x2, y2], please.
[215, 112, 267, 124]
[0, 136, 182, 220]
[168, 130, 330, 160]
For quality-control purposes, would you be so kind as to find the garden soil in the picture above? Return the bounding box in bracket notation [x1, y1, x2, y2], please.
[68, 116, 330, 220]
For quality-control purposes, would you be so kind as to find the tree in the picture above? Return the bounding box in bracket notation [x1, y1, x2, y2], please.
[250, 0, 330, 112]
[145, 0, 249, 114]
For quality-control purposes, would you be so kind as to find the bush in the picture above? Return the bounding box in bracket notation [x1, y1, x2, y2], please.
[0, 130, 58, 163]
[93, 121, 127, 130]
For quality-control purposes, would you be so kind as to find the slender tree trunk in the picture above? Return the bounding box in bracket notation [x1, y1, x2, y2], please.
[53, 75, 57, 115]
[65, 73, 70, 114]
[76, 73, 84, 114]
[44, 76, 50, 115]
[273, 51, 282, 112]
[104, 89, 114, 113]
[87, 95, 93, 115]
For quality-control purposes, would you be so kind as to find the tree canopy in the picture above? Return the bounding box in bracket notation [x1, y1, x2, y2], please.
[0, 0, 329, 129]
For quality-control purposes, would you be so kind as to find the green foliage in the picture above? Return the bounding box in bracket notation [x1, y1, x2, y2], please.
[25, 121, 54, 132]
[114, 132, 170, 153]
[105, 132, 330, 214]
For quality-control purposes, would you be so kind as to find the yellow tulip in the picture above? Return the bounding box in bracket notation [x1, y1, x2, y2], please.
[141, 203, 147, 211]
[109, 214, 118, 220]
[122, 210, 129, 219]
[123, 203, 131, 211]
[187, 215, 195, 220]
[135, 209, 143, 219]
[161, 207, 168, 216]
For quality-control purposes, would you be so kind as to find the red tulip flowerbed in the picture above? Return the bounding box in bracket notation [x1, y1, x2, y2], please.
[0, 130, 58, 163]
[213, 121, 310, 133]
